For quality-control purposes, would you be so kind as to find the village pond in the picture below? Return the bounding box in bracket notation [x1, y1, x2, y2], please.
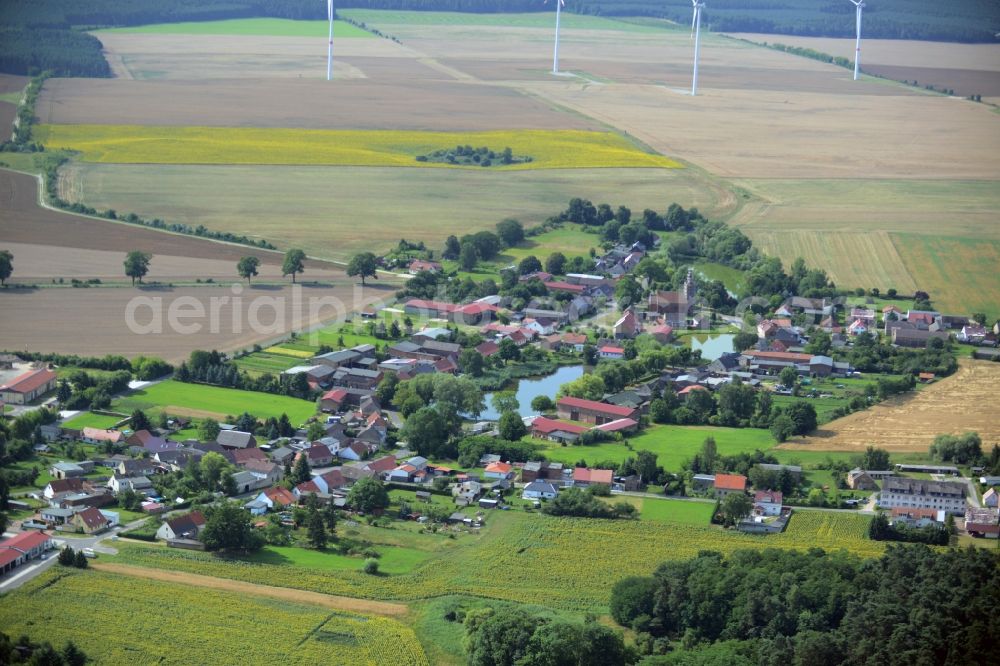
[480, 364, 584, 420]
[689, 333, 735, 361]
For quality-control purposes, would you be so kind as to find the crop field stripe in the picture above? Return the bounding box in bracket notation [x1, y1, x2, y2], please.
[339, 10, 669, 33]
[36, 125, 682, 170]
[102, 19, 373, 38]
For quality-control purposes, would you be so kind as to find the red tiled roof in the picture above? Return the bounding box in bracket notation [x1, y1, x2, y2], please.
[47, 478, 84, 494]
[296, 480, 322, 495]
[530, 417, 589, 435]
[573, 468, 613, 485]
[82, 427, 122, 443]
[561, 333, 588, 345]
[322, 388, 348, 402]
[320, 469, 345, 488]
[600, 346, 625, 354]
[485, 462, 513, 474]
[264, 487, 296, 506]
[476, 341, 499, 355]
[744, 351, 813, 363]
[754, 490, 783, 504]
[714, 474, 747, 491]
[678, 385, 708, 395]
[0, 549, 22, 568]
[304, 444, 332, 460]
[544, 281, 586, 293]
[557, 397, 636, 418]
[366, 456, 397, 473]
[0, 368, 56, 394]
[0, 531, 51, 553]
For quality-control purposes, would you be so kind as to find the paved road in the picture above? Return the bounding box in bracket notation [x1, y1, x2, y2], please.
[0, 516, 148, 594]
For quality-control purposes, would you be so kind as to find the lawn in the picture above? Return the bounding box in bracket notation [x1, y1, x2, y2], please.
[113, 379, 315, 423]
[105, 18, 373, 38]
[247, 544, 431, 575]
[0, 568, 427, 665]
[38, 125, 681, 170]
[536, 425, 776, 471]
[771, 394, 849, 425]
[60, 411, 125, 430]
[694, 261, 748, 296]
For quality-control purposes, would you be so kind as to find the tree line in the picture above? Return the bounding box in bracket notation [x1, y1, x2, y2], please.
[610, 545, 1000, 664]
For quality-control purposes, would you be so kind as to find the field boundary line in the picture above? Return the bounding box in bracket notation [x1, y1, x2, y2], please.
[91, 562, 410, 616]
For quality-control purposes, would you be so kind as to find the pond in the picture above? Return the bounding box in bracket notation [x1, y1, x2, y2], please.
[480, 364, 585, 420]
[689, 333, 735, 361]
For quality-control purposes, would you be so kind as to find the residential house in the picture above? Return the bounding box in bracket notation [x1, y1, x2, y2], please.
[40, 507, 77, 526]
[72, 506, 111, 534]
[81, 428, 122, 446]
[301, 444, 335, 467]
[270, 446, 296, 465]
[107, 474, 153, 495]
[452, 480, 483, 502]
[847, 468, 880, 490]
[982, 488, 999, 508]
[320, 388, 350, 412]
[556, 397, 638, 425]
[613, 308, 642, 340]
[44, 478, 85, 500]
[890, 507, 946, 528]
[753, 490, 783, 516]
[0, 367, 57, 404]
[255, 487, 297, 511]
[484, 462, 514, 480]
[217, 430, 257, 450]
[156, 511, 207, 541]
[879, 477, 966, 514]
[408, 259, 442, 274]
[573, 467, 613, 487]
[649, 324, 673, 344]
[784, 296, 834, 318]
[849, 308, 877, 329]
[599, 345, 625, 360]
[714, 474, 748, 498]
[0, 531, 53, 576]
[242, 459, 283, 485]
[231, 448, 268, 466]
[337, 441, 369, 462]
[314, 469, 347, 493]
[521, 461, 564, 483]
[118, 459, 156, 478]
[958, 324, 987, 344]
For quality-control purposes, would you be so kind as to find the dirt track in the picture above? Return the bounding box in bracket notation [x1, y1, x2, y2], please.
[779, 359, 1000, 453]
[92, 562, 408, 616]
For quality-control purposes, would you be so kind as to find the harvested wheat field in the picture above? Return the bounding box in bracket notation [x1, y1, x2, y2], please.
[0, 282, 390, 362]
[779, 360, 1000, 453]
[730, 34, 1000, 97]
[92, 563, 408, 616]
[37, 77, 592, 131]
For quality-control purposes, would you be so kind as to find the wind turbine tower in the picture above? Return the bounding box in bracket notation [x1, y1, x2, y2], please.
[850, 0, 865, 81]
[548, 0, 566, 75]
[327, 0, 335, 81]
[690, 0, 705, 96]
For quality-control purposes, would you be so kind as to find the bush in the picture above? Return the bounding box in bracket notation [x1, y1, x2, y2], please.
[363, 558, 379, 575]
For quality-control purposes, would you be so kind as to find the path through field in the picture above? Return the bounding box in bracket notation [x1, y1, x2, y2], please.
[92, 562, 409, 616]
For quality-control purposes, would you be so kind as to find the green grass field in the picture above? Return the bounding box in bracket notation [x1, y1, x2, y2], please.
[113, 379, 315, 423]
[248, 544, 432, 575]
[57, 163, 705, 260]
[39, 125, 680, 170]
[109, 508, 883, 614]
[104, 18, 372, 38]
[537, 425, 776, 471]
[59, 411, 125, 430]
[0, 569, 427, 665]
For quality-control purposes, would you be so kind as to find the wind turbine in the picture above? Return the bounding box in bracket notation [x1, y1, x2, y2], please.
[690, 0, 705, 96]
[849, 0, 865, 81]
[547, 0, 566, 75]
[327, 0, 335, 81]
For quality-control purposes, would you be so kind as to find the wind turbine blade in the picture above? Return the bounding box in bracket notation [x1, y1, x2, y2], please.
[691, 9, 696, 37]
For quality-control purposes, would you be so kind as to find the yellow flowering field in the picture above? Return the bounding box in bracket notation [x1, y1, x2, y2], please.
[35, 124, 682, 169]
[263, 345, 314, 358]
[0, 568, 428, 665]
